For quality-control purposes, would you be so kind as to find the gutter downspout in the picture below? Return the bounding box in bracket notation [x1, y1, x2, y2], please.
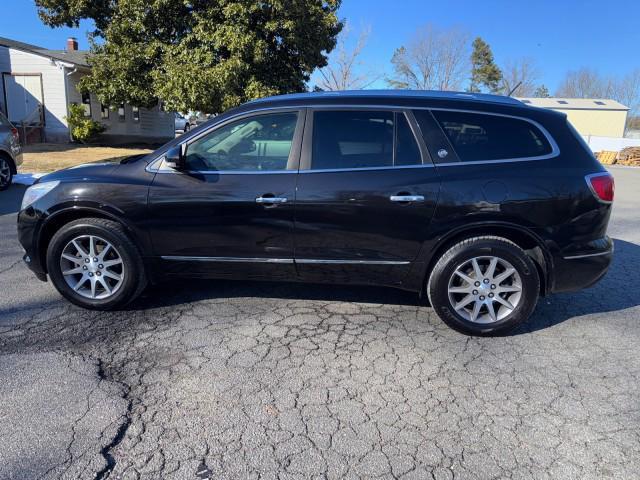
[55, 60, 77, 142]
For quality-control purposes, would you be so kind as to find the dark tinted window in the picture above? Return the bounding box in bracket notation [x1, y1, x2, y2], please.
[396, 113, 421, 166]
[185, 112, 298, 171]
[0, 112, 11, 127]
[432, 111, 552, 162]
[311, 111, 421, 170]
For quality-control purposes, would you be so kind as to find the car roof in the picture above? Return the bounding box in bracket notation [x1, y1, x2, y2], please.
[248, 90, 526, 107]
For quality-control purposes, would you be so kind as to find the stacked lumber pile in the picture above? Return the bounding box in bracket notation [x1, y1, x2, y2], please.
[596, 151, 617, 165]
[618, 147, 640, 166]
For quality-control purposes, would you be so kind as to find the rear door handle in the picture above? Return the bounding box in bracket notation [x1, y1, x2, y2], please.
[256, 196, 288, 204]
[390, 195, 425, 203]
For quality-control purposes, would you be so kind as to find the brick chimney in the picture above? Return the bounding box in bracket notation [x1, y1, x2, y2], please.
[66, 37, 78, 52]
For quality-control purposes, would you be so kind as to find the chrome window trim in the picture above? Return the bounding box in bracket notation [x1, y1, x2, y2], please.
[161, 256, 410, 265]
[298, 164, 434, 174]
[147, 103, 560, 174]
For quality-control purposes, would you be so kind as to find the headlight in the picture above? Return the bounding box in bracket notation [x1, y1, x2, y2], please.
[21, 181, 60, 210]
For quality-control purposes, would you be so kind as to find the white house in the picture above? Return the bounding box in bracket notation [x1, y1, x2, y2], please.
[0, 36, 173, 144]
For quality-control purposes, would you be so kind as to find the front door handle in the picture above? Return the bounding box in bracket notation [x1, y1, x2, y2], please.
[256, 195, 288, 204]
[389, 195, 425, 203]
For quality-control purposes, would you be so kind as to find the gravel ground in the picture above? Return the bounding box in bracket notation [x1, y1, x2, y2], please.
[0, 166, 638, 480]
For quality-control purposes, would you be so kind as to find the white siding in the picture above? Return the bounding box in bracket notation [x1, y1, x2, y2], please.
[0, 46, 69, 141]
[67, 71, 173, 143]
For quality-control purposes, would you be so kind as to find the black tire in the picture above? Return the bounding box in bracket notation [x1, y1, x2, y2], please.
[0, 155, 14, 191]
[427, 236, 540, 336]
[46, 218, 147, 310]
[184, 123, 190, 132]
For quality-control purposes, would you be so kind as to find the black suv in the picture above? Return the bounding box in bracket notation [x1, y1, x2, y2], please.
[17, 91, 614, 335]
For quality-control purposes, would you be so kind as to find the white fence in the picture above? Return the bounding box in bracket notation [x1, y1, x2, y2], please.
[582, 135, 640, 152]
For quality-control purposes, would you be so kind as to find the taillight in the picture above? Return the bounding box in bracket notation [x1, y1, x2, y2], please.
[10, 127, 19, 142]
[586, 172, 614, 203]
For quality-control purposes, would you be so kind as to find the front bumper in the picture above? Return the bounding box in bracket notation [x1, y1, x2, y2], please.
[551, 236, 613, 293]
[18, 207, 48, 282]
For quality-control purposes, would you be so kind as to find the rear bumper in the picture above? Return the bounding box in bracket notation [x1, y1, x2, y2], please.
[551, 236, 613, 293]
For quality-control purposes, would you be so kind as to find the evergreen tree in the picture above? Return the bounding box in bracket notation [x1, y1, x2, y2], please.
[533, 85, 551, 97]
[469, 37, 502, 93]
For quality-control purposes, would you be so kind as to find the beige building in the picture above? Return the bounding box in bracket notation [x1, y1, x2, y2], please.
[518, 97, 629, 138]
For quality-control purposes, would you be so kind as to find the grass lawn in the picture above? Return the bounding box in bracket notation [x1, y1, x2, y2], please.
[19, 143, 154, 173]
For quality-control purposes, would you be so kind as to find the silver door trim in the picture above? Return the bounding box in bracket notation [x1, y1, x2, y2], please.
[296, 259, 410, 265]
[390, 195, 425, 202]
[161, 256, 294, 264]
[563, 251, 611, 260]
[161, 256, 410, 265]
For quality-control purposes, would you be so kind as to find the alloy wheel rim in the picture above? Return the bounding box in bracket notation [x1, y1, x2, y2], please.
[447, 256, 523, 324]
[0, 158, 10, 186]
[60, 235, 125, 299]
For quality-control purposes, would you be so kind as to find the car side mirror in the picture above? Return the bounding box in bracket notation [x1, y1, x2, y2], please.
[164, 146, 185, 170]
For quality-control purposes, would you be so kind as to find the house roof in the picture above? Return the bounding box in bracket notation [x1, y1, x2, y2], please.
[0, 36, 89, 67]
[517, 97, 629, 111]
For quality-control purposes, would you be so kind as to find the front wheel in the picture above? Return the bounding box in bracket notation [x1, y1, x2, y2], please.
[46, 218, 147, 310]
[427, 236, 540, 335]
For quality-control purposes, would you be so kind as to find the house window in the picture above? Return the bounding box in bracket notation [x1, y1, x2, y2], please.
[100, 104, 109, 120]
[118, 103, 125, 121]
[132, 106, 140, 122]
[81, 92, 91, 118]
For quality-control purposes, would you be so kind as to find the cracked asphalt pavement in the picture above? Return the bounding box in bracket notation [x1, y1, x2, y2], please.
[1, 167, 639, 480]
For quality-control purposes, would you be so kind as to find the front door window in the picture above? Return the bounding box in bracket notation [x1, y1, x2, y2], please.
[185, 112, 299, 172]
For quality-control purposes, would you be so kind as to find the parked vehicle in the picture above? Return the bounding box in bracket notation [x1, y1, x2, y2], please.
[0, 112, 23, 190]
[174, 113, 192, 133]
[17, 91, 614, 335]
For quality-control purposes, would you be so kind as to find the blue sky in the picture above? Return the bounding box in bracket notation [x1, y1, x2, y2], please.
[2, 0, 639, 93]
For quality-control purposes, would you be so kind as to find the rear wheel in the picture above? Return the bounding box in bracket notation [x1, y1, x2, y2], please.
[0, 155, 13, 190]
[427, 236, 540, 335]
[46, 218, 146, 310]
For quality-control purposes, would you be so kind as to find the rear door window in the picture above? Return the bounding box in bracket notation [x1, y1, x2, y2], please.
[310, 110, 421, 170]
[431, 110, 553, 162]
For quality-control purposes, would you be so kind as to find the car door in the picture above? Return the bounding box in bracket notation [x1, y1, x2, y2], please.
[147, 108, 304, 280]
[293, 108, 441, 287]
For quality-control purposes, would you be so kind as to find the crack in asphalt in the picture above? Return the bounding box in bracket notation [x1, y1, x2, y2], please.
[2, 170, 640, 479]
[94, 359, 133, 480]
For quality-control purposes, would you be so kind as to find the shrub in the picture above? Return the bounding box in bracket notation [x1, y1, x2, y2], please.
[65, 103, 106, 143]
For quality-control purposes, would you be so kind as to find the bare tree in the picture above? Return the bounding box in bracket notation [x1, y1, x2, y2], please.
[387, 24, 470, 91]
[555, 68, 613, 98]
[556, 67, 640, 133]
[317, 24, 378, 91]
[612, 69, 640, 117]
[500, 57, 539, 96]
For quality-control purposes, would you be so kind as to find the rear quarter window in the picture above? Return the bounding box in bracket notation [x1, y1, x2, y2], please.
[432, 110, 553, 162]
